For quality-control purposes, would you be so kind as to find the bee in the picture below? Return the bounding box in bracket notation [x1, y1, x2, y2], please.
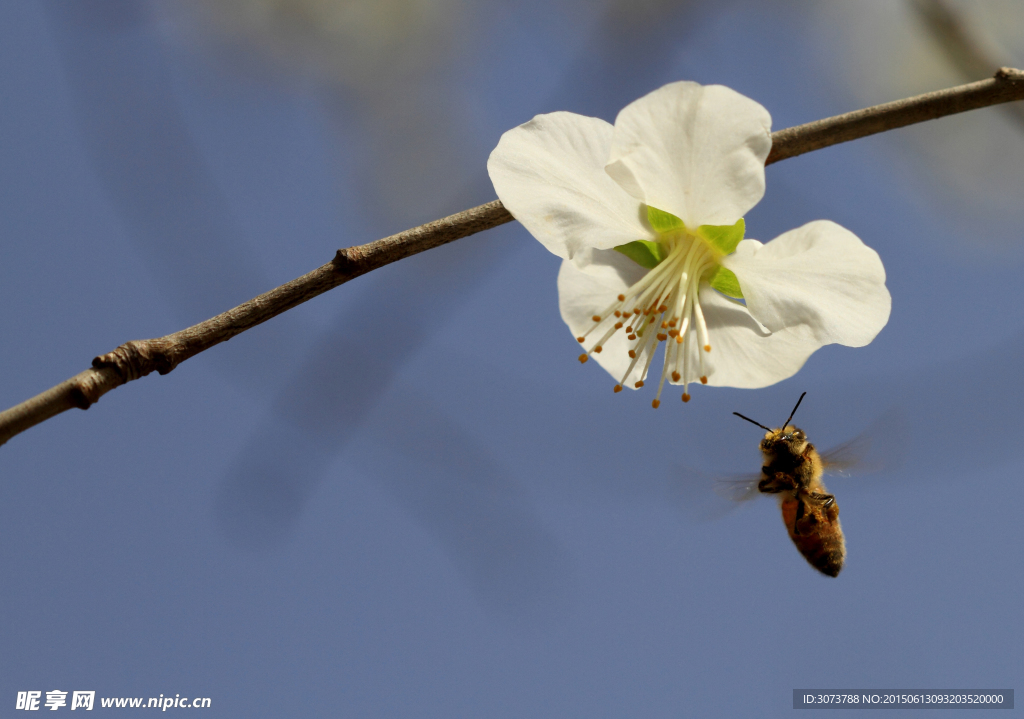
[729, 392, 851, 577]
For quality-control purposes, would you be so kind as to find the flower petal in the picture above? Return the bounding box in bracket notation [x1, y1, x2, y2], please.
[691, 288, 824, 389]
[557, 252, 648, 386]
[488, 111, 654, 262]
[605, 82, 772, 229]
[722, 221, 891, 346]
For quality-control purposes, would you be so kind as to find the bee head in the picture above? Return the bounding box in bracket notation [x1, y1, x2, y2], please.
[735, 392, 809, 459]
[760, 426, 808, 458]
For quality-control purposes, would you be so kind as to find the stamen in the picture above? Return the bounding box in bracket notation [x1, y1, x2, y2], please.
[682, 331, 691, 400]
[689, 281, 710, 382]
[653, 338, 675, 409]
[638, 331, 659, 384]
[690, 264, 713, 354]
[575, 228, 724, 407]
[617, 334, 648, 388]
[587, 321, 621, 356]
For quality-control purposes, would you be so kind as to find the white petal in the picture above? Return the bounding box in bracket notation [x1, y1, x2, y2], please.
[605, 82, 772, 229]
[693, 288, 824, 389]
[557, 252, 648, 387]
[488, 112, 654, 261]
[722, 221, 891, 347]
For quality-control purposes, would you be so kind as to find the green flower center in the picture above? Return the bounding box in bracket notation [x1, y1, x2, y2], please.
[576, 206, 745, 407]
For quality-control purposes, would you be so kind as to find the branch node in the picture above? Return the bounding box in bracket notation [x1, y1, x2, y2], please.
[333, 247, 360, 267]
[995, 66, 1024, 82]
[69, 385, 95, 410]
[92, 340, 176, 382]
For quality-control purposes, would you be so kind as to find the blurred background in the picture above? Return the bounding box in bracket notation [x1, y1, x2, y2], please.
[1, 0, 1022, 715]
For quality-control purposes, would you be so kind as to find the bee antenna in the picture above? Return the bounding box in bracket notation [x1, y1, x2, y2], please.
[781, 391, 807, 430]
[732, 412, 773, 432]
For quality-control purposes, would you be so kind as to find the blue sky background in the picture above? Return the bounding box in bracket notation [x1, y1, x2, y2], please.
[1, 1, 1022, 716]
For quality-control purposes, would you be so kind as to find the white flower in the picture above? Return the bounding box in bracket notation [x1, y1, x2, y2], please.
[487, 82, 891, 407]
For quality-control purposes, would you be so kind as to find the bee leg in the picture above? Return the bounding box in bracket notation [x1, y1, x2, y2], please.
[792, 499, 807, 535]
[810, 492, 839, 522]
[794, 498, 826, 536]
[810, 492, 835, 508]
[759, 471, 794, 494]
[758, 471, 780, 494]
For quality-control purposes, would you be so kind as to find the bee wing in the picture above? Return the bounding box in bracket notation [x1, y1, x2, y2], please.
[712, 473, 763, 503]
[670, 467, 761, 523]
[819, 407, 909, 478]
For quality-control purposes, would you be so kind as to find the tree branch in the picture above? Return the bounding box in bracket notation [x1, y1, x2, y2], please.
[765, 67, 1024, 164]
[910, 0, 1024, 131]
[2, 68, 1023, 446]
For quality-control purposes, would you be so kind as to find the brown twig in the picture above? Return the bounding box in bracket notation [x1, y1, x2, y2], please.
[766, 67, 1024, 164]
[2, 68, 1023, 447]
[909, 0, 1024, 131]
[0, 200, 513, 445]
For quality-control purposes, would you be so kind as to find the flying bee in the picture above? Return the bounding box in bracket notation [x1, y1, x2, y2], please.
[727, 392, 857, 577]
